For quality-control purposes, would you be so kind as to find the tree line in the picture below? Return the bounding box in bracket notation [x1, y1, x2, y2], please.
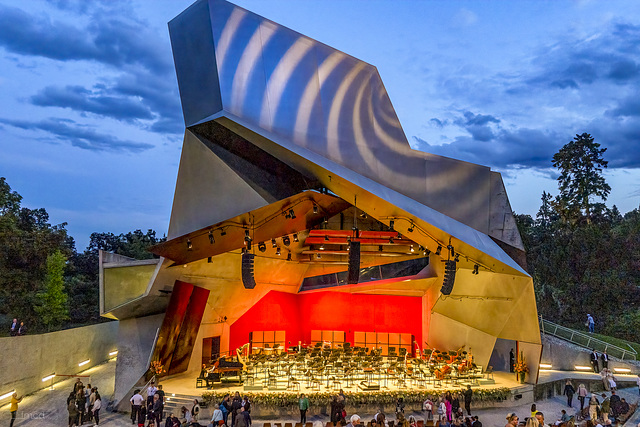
[515, 133, 640, 342]
[0, 177, 165, 334]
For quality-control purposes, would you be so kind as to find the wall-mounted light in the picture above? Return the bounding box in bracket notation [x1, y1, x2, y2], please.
[208, 230, 215, 244]
[539, 363, 552, 369]
[42, 374, 56, 382]
[79, 359, 90, 367]
[574, 365, 592, 371]
[0, 390, 15, 400]
[109, 350, 118, 357]
[186, 239, 192, 250]
[613, 367, 631, 373]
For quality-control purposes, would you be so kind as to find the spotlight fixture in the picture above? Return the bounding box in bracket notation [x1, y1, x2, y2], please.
[360, 211, 368, 219]
[323, 216, 328, 223]
[419, 246, 425, 252]
[316, 253, 321, 259]
[293, 233, 299, 242]
[397, 232, 402, 239]
[283, 236, 291, 246]
[423, 249, 431, 257]
[186, 239, 192, 250]
[472, 264, 479, 275]
[313, 204, 318, 214]
[244, 229, 251, 239]
[319, 243, 325, 250]
[208, 257, 212, 263]
[389, 219, 395, 230]
[258, 242, 266, 252]
[448, 244, 454, 257]
[379, 245, 383, 252]
[276, 247, 281, 256]
[435, 245, 442, 256]
[208, 230, 215, 244]
[454, 253, 460, 262]
[324, 235, 330, 241]
[289, 209, 296, 219]
[287, 253, 292, 261]
[271, 238, 277, 248]
[220, 228, 226, 236]
[408, 223, 414, 232]
[389, 236, 394, 244]
[410, 245, 415, 252]
[284, 211, 291, 219]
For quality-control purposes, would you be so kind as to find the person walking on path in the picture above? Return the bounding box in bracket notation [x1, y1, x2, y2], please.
[299, 393, 310, 424]
[587, 314, 595, 333]
[588, 394, 600, 421]
[10, 392, 22, 427]
[577, 384, 588, 411]
[9, 318, 18, 336]
[563, 380, 575, 407]
[464, 386, 473, 416]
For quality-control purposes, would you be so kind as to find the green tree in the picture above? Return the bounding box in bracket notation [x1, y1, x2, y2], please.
[552, 133, 611, 223]
[35, 250, 69, 331]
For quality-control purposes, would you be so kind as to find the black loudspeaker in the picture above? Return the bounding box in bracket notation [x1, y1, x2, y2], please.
[347, 241, 361, 284]
[440, 260, 457, 295]
[241, 253, 256, 289]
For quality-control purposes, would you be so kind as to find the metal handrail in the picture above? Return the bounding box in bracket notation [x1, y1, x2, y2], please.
[539, 316, 637, 361]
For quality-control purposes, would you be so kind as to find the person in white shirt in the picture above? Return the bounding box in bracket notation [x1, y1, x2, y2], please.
[147, 382, 158, 406]
[130, 390, 145, 424]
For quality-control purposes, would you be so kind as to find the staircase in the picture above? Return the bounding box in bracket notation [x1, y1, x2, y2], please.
[164, 392, 207, 418]
[539, 316, 637, 360]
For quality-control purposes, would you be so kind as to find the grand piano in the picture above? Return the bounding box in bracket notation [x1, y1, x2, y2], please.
[206, 356, 244, 386]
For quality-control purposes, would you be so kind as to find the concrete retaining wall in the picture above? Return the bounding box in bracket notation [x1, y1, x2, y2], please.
[0, 322, 118, 398]
[541, 335, 638, 371]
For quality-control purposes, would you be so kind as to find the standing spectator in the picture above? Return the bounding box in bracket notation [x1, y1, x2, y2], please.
[76, 385, 87, 425]
[9, 318, 18, 336]
[68, 397, 78, 427]
[396, 397, 405, 415]
[73, 378, 83, 394]
[588, 395, 599, 421]
[220, 394, 231, 427]
[212, 406, 224, 426]
[85, 383, 93, 422]
[534, 412, 544, 426]
[345, 414, 361, 427]
[156, 385, 165, 421]
[17, 321, 26, 336]
[600, 394, 611, 424]
[150, 393, 163, 425]
[192, 398, 201, 423]
[471, 416, 482, 427]
[299, 393, 310, 424]
[601, 351, 609, 369]
[234, 407, 248, 427]
[577, 384, 588, 411]
[89, 387, 97, 422]
[181, 406, 192, 425]
[563, 380, 575, 407]
[137, 404, 147, 427]
[92, 391, 102, 425]
[131, 389, 145, 424]
[587, 314, 595, 333]
[438, 397, 446, 422]
[147, 381, 158, 406]
[10, 392, 22, 427]
[590, 349, 600, 373]
[330, 395, 342, 427]
[241, 395, 251, 426]
[505, 413, 518, 427]
[423, 397, 434, 421]
[463, 386, 473, 416]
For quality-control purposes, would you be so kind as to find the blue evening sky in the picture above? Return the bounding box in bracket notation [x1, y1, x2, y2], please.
[1, 0, 639, 250]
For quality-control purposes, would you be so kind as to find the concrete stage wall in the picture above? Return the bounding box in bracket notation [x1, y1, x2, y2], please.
[0, 321, 118, 398]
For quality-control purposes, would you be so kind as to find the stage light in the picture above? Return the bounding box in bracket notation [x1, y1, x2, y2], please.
[574, 365, 592, 371]
[186, 239, 192, 250]
[435, 245, 442, 256]
[448, 245, 455, 257]
[293, 233, 299, 242]
[313, 204, 318, 214]
[360, 212, 367, 219]
[258, 242, 266, 252]
[397, 232, 402, 240]
[316, 253, 321, 259]
[79, 359, 90, 367]
[208, 230, 214, 244]
[289, 209, 296, 219]
[454, 253, 460, 262]
[244, 229, 251, 242]
[271, 238, 277, 248]
[389, 220, 395, 230]
[287, 253, 292, 261]
[221, 229, 227, 236]
[276, 247, 281, 256]
[109, 350, 118, 357]
[283, 236, 291, 246]
[472, 264, 479, 275]
[0, 390, 15, 400]
[389, 237, 394, 244]
[539, 363, 552, 369]
[408, 223, 414, 232]
[379, 245, 383, 252]
[324, 235, 329, 241]
[323, 216, 328, 223]
[410, 245, 415, 252]
[614, 367, 631, 373]
[419, 246, 425, 252]
[42, 374, 55, 382]
[319, 243, 325, 250]
[423, 249, 431, 257]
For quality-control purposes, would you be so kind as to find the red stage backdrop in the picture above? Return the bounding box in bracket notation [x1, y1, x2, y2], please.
[229, 290, 423, 353]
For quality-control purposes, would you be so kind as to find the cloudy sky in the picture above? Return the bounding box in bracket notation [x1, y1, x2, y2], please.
[1, 0, 639, 250]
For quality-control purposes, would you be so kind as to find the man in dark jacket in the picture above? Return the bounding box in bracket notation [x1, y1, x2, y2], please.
[464, 386, 473, 415]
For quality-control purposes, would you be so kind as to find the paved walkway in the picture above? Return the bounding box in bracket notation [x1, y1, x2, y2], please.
[3, 361, 639, 427]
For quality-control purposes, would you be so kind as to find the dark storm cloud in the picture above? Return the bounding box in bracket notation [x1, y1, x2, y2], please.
[0, 4, 170, 73]
[31, 85, 154, 122]
[413, 125, 562, 170]
[0, 117, 153, 152]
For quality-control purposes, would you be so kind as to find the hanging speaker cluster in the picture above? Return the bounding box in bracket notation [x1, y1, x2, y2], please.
[440, 260, 457, 295]
[241, 252, 256, 289]
[347, 240, 361, 284]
